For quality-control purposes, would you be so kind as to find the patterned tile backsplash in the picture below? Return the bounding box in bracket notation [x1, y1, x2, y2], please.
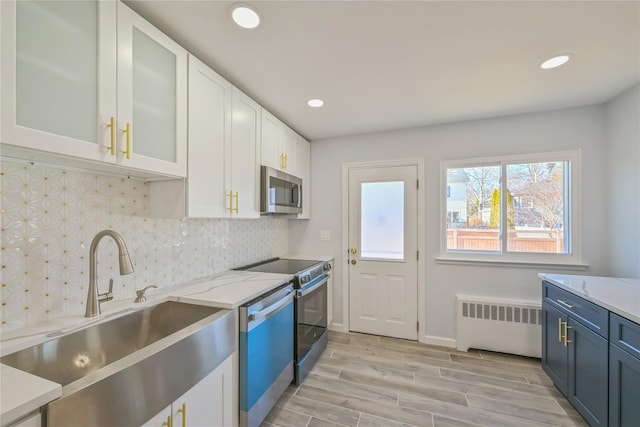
[0, 159, 289, 332]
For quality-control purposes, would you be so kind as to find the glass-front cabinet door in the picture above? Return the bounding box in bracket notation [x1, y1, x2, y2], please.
[0, 0, 117, 163]
[116, 2, 187, 177]
[1, 1, 186, 177]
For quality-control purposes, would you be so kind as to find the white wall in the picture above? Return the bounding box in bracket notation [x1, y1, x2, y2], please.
[605, 84, 640, 278]
[289, 105, 609, 343]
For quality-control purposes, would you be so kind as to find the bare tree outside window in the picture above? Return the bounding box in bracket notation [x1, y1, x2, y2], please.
[446, 159, 570, 254]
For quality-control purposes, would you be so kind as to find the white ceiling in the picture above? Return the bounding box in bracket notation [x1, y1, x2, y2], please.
[124, 0, 640, 141]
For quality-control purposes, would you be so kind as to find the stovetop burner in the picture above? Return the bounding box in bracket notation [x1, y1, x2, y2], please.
[239, 258, 320, 275]
[235, 257, 329, 289]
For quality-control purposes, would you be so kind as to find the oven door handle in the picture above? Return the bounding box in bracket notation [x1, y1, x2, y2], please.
[248, 290, 294, 323]
[297, 276, 328, 297]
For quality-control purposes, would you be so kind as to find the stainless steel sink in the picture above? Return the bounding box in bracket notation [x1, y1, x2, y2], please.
[1, 301, 235, 427]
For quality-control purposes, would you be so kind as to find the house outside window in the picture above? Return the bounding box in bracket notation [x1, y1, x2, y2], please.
[441, 151, 581, 265]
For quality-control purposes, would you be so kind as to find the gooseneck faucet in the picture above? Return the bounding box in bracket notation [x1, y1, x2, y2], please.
[85, 230, 134, 317]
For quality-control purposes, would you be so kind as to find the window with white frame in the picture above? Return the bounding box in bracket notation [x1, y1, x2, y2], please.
[442, 151, 580, 262]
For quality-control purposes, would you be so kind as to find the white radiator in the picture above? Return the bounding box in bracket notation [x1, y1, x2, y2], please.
[456, 295, 542, 358]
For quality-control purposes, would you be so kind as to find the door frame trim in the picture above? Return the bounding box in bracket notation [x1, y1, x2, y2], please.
[341, 158, 426, 341]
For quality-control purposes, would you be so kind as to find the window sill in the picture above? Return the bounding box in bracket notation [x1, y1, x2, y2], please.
[435, 256, 590, 270]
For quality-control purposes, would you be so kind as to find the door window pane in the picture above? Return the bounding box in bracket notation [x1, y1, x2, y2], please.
[446, 166, 500, 251]
[361, 181, 404, 260]
[506, 161, 568, 253]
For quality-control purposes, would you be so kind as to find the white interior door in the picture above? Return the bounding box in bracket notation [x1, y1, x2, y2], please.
[348, 165, 418, 340]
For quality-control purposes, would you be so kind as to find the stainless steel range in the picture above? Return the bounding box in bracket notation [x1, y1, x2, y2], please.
[237, 258, 330, 385]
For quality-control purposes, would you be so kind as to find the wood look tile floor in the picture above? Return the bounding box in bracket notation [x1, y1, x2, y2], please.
[262, 331, 588, 427]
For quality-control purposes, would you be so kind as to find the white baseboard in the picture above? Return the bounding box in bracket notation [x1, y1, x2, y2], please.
[420, 335, 456, 349]
[328, 322, 346, 332]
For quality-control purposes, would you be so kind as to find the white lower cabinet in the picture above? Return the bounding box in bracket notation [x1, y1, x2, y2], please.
[141, 355, 233, 427]
[7, 412, 40, 427]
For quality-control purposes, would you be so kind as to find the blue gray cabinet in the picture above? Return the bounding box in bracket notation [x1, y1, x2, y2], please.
[568, 318, 608, 426]
[542, 301, 568, 393]
[542, 281, 608, 427]
[609, 313, 640, 427]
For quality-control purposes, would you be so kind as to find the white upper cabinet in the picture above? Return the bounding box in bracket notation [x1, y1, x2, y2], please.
[230, 87, 261, 218]
[184, 54, 232, 218]
[0, 0, 187, 178]
[116, 2, 187, 177]
[149, 56, 260, 219]
[1, 0, 117, 163]
[296, 135, 311, 219]
[260, 109, 282, 170]
[260, 109, 297, 174]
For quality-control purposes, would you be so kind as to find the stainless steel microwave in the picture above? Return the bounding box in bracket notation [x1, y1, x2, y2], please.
[261, 166, 303, 215]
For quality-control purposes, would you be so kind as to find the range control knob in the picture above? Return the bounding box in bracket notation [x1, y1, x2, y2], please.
[300, 276, 308, 285]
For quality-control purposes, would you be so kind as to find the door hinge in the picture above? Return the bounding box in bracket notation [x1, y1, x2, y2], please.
[416, 250, 419, 261]
[417, 321, 419, 331]
[416, 179, 419, 190]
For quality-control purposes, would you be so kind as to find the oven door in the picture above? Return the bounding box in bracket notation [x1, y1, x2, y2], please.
[295, 276, 328, 360]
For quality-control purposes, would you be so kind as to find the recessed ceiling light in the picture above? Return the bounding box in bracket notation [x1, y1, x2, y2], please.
[307, 99, 324, 108]
[540, 53, 573, 70]
[231, 4, 260, 29]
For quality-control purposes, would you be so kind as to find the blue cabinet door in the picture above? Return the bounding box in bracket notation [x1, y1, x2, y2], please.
[542, 301, 569, 395]
[609, 343, 640, 427]
[568, 319, 609, 427]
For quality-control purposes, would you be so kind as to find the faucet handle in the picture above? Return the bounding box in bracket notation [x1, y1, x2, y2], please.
[98, 279, 114, 303]
[135, 285, 158, 303]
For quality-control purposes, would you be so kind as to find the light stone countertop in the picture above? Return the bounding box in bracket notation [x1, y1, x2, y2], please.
[0, 270, 292, 426]
[539, 273, 640, 324]
[0, 365, 60, 427]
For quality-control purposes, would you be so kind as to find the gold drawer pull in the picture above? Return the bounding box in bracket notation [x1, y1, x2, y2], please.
[177, 403, 186, 427]
[227, 191, 233, 213]
[558, 317, 563, 342]
[563, 323, 572, 346]
[557, 299, 574, 309]
[106, 116, 116, 155]
[122, 122, 131, 159]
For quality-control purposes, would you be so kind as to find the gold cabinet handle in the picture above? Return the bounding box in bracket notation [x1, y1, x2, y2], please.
[177, 403, 186, 427]
[557, 299, 574, 310]
[280, 152, 285, 169]
[234, 192, 239, 213]
[284, 153, 288, 170]
[162, 414, 172, 427]
[558, 318, 563, 342]
[122, 122, 131, 159]
[106, 116, 116, 155]
[227, 191, 234, 213]
[563, 323, 572, 346]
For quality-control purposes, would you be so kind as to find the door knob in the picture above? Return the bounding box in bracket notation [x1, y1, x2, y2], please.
[350, 248, 357, 254]
[351, 259, 357, 265]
